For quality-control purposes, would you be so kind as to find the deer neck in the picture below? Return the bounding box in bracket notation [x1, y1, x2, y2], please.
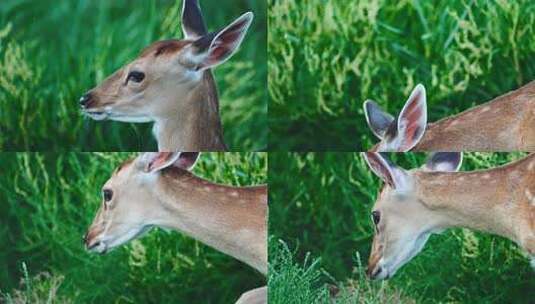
[413, 111, 521, 152]
[151, 169, 267, 274]
[153, 72, 227, 151]
[414, 155, 535, 254]
[413, 81, 535, 151]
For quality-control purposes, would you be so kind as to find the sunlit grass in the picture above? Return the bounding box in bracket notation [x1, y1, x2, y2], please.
[268, 0, 535, 150]
[268, 240, 415, 304]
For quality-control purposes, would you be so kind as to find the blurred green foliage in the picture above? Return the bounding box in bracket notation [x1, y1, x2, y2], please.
[0, 0, 266, 151]
[269, 152, 533, 303]
[0, 152, 267, 303]
[268, 0, 535, 150]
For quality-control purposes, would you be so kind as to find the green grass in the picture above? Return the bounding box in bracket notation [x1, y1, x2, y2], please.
[269, 239, 415, 304]
[269, 152, 534, 303]
[268, 0, 535, 150]
[269, 239, 332, 304]
[0, 0, 267, 151]
[0, 152, 267, 303]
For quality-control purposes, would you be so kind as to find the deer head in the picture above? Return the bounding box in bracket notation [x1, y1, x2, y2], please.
[362, 152, 462, 279]
[79, 0, 252, 127]
[364, 84, 427, 152]
[84, 152, 199, 254]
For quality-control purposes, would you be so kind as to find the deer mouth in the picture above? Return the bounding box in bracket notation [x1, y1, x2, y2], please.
[86, 240, 108, 254]
[367, 259, 391, 280]
[90, 226, 153, 254]
[376, 232, 431, 279]
[82, 109, 109, 121]
[83, 108, 152, 123]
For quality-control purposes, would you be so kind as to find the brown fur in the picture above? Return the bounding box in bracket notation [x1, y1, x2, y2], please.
[114, 158, 135, 175]
[154, 167, 267, 272]
[164, 71, 226, 150]
[366, 234, 384, 277]
[86, 156, 266, 274]
[160, 168, 266, 231]
[365, 153, 535, 279]
[83, 38, 227, 151]
[415, 154, 535, 253]
[152, 71, 226, 151]
[413, 81, 535, 151]
[140, 39, 191, 58]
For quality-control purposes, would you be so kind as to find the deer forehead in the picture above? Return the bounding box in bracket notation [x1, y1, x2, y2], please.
[99, 40, 194, 81]
[106, 159, 146, 185]
[139, 39, 192, 59]
[375, 187, 412, 207]
[109, 159, 135, 180]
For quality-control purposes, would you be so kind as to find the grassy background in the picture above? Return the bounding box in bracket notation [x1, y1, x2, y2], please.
[269, 152, 534, 303]
[0, 152, 267, 303]
[268, 0, 535, 150]
[0, 0, 266, 151]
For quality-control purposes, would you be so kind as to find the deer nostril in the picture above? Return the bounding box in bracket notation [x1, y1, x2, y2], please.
[79, 92, 93, 107]
[85, 238, 102, 251]
[366, 265, 382, 279]
[90, 241, 102, 251]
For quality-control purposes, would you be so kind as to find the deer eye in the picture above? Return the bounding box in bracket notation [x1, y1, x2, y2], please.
[103, 189, 113, 202]
[371, 210, 381, 226]
[127, 71, 145, 83]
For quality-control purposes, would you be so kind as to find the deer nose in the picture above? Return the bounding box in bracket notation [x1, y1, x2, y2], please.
[84, 233, 102, 250]
[366, 265, 382, 279]
[79, 92, 93, 108]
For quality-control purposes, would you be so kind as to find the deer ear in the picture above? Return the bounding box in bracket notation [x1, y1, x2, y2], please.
[187, 12, 253, 71]
[394, 84, 427, 151]
[364, 100, 395, 139]
[173, 152, 200, 171]
[362, 152, 407, 189]
[425, 152, 463, 172]
[141, 152, 200, 173]
[141, 152, 181, 173]
[181, 0, 207, 39]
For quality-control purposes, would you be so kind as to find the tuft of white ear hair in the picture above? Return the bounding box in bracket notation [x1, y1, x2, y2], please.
[424, 152, 463, 172]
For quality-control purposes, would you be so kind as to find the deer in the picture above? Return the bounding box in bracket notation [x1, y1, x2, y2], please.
[79, 0, 254, 151]
[362, 152, 535, 280]
[363, 81, 535, 152]
[83, 152, 267, 304]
